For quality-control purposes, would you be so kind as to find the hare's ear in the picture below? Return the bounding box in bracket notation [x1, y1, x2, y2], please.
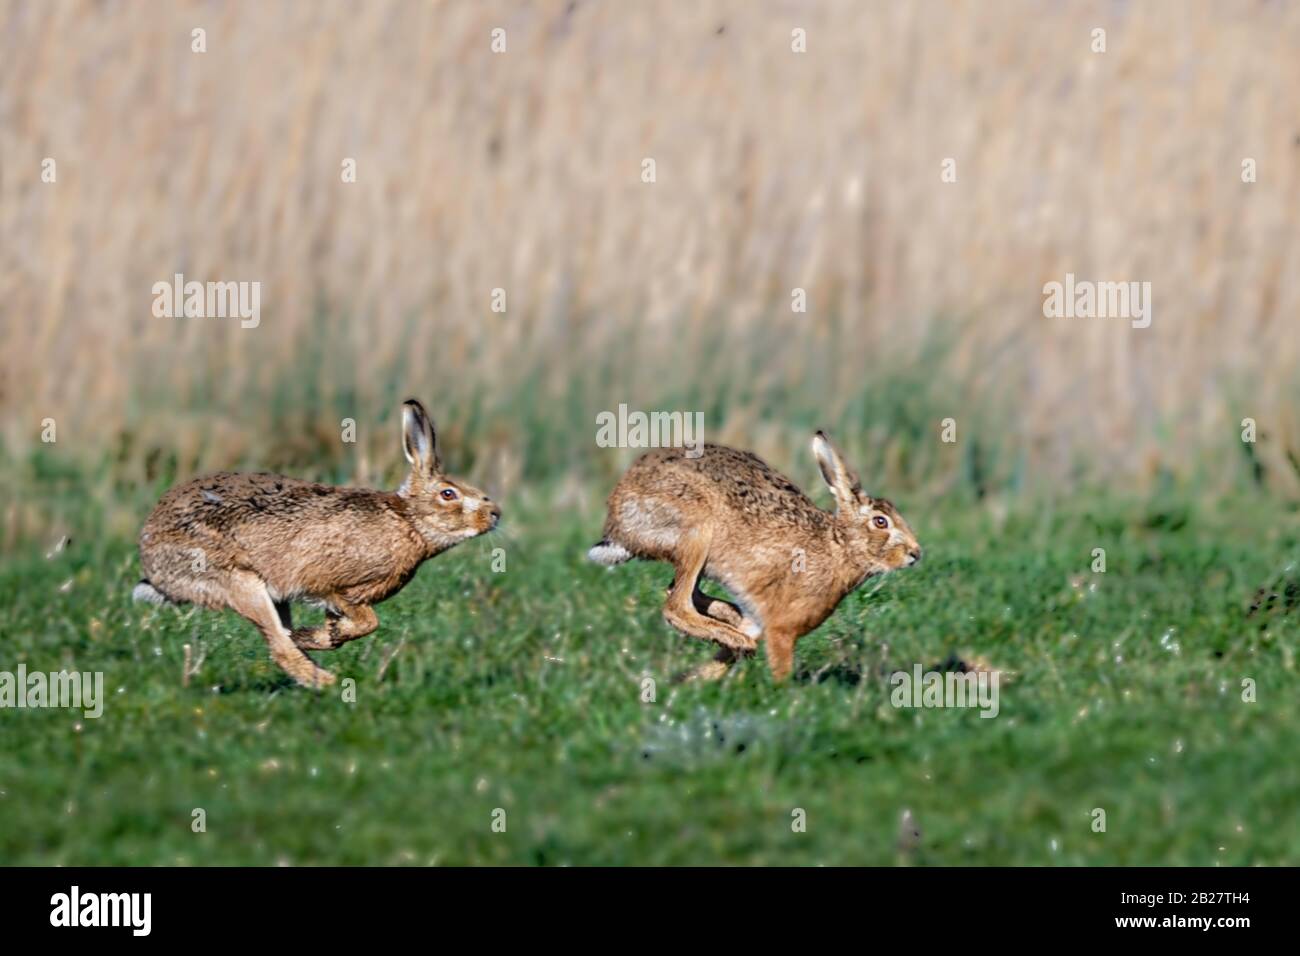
[402, 399, 441, 476]
[812, 430, 860, 510]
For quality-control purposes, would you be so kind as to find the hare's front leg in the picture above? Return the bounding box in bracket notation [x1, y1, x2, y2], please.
[762, 627, 800, 683]
[225, 571, 336, 688]
[291, 600, 378, 650]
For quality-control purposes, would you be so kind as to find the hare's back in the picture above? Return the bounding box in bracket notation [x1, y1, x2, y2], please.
[144, 472, 387, 537]
[621, 444, 825, 528]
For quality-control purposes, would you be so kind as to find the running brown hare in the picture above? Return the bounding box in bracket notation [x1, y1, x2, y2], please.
[134, 399, 500, 688]
[589, 432, 920, 681]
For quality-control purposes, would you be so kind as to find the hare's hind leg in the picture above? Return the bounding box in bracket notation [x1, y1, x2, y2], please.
[291, 601, 378, 650]
[662, 533, 760, 654]
[225, 571, 336, 688]
[692, 589, 747, 628]
[675, 646, 753, 684]
[662, 579, 752, 630]
[664, 580, 751, 683]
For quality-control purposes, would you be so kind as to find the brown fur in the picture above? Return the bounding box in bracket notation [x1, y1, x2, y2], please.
[135, 399, 499, 687]
[590, 433, 920, 681]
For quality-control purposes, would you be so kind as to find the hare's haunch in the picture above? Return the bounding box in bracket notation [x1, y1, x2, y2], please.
[134, 399, 500, 688]
[590, 433, 920, 681]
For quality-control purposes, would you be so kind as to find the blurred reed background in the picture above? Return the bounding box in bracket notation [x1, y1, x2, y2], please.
[2, 0, 1298, 548]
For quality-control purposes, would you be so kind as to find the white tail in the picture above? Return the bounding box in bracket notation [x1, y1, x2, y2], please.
[132, 580, 173, 605]
[587, 541, 632, 566]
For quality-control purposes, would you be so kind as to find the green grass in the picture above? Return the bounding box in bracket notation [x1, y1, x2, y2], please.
[1, 490, 1297, 865]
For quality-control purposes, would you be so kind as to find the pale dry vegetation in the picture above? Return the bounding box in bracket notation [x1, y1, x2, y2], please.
[2, 0, 1298, 546]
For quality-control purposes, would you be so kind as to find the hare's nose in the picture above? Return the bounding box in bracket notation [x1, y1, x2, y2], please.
[908, 548, 922, 565]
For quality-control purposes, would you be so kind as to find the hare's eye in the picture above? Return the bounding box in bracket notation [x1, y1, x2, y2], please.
[873, 515, 889, 529]
[440, 488, 458, 501]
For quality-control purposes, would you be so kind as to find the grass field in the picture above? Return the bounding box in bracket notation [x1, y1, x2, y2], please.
[2, 481, 1296, 866]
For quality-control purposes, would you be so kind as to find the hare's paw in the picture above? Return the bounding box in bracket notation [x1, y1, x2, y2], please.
[291, 604, 378, 650]
[671, 647, 748, 684]
[294, 661, 337, 689]
[290, 626, 333, 650]
[673, 659, 733, 683]
[271, 647, 336, 688]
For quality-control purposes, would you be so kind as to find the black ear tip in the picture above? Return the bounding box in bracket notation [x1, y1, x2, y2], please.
[814, 429, 828, 440]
